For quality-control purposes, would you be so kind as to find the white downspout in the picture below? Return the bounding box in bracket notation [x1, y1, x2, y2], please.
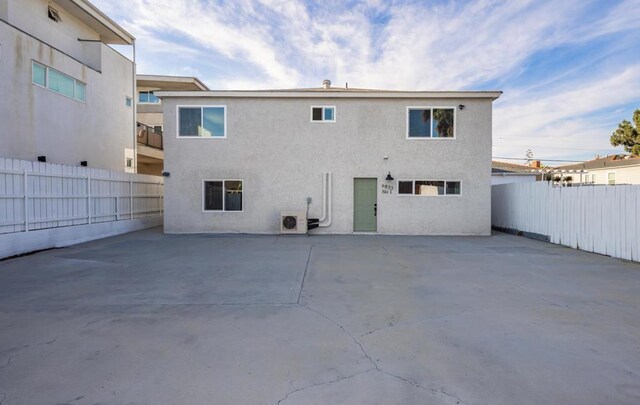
[319, 172, 332, 227]
[318, 172, 327, 222]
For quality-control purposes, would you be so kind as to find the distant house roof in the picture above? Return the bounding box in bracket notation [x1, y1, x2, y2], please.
[155, 88, 502, 100]
[137, 75, 209, 91]
[57, 0, 134, 45]
[492, 161, 537, 174]
[556, 155, 640, 171]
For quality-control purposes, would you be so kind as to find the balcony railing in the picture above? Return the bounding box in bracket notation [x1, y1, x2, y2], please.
[137, 123, 163, 150]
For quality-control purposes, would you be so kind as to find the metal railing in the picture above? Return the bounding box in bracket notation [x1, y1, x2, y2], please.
[137, 122, 163, 150]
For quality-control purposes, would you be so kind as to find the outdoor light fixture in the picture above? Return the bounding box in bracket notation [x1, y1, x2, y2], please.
[385, 172, 394, 181]
[80, 161, 87, 167]
[458, 104, 465, 110]
[162, 171, 170, 177]
[37, 156, 46, 162]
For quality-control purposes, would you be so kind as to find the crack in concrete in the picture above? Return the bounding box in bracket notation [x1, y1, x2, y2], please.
[506, 281, 568, 308]
[301, 305, 465, 404]
[297, 246, 313, 304]
[276, 368, 375, 404]
[0, 354, 18, 371]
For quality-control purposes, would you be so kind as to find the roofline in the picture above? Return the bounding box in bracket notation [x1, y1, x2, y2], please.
[492, 173, 539, 176]
[154, 90, 502, 99]
[137, 74, 209, 90]
[69, 0, 135, 44]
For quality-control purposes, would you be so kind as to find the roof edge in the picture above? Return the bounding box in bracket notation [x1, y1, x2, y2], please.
[154, 90, 502, 99]
[69, 0, 135, 44]
[137, 74, 209, 90]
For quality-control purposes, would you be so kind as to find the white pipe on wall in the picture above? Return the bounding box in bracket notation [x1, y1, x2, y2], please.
[319, 172, 332, 228]
[318, 172, 327, 222]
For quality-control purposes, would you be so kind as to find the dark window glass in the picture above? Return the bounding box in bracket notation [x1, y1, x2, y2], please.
[446, 181, 461, 195]
[312, 107, 323, 121]
[415, 181, 444, 195]
[408, 109, 431, 137]
[398, 181, 413, 194]
[224, 181, 243, 211]
[204, 181, 223, 211]
[179, 107, 201, 136]
[433, 109, 454, 138]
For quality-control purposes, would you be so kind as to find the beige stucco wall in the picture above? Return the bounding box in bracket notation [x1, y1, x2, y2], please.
[162, 96, 494, 235]
[576, 165, 640, 185]
[0, 0, 134, 171]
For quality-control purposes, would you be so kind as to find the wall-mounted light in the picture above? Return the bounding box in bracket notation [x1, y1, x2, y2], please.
[80, 161, 88, 167]
[162, 171, 170, 177]
[458, 104, 465, 110]
[385, 172, 394, 181]
[37, 156, 46, 163]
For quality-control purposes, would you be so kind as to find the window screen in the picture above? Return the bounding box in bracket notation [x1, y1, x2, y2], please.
[312, 107, 323, 121]
[204, 181, 223, 211]
[179, 107, 202, 137]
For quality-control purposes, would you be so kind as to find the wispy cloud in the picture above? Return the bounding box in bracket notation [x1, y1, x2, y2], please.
[95, 0, 640, 162]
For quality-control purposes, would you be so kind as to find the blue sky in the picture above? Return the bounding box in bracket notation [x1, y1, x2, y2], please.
[95, 0, 640, 163]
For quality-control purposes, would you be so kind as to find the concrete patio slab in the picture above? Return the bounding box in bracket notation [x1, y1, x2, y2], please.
[0, 228, 639, 404]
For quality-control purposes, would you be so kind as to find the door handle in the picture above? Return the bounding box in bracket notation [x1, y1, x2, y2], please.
[374, 203, 377, 216]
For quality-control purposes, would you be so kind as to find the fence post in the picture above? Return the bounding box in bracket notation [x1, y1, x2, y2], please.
[87, 171, 92, 224]
[23, 171, 28, 232]
[130, 178, 134, 220]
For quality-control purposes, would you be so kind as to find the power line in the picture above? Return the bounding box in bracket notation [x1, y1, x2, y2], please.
[492, 156, 585, 162]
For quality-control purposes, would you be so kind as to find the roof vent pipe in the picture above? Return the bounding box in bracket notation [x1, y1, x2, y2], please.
[322, 79, 331, 89]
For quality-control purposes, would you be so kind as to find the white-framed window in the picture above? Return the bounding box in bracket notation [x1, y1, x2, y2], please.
[152, 125, 163, 134]
[203, 180, 243, 211]
[178, 106, 227, 138]
[397, 180, 461, 196]
[311, 106, 336, 122]
[138, 91, 160, 104]
[406, 107, 455, 139]
[607, 172, 616, 185]
[591, 173, 596, 184]
[32, 61, 86, 102]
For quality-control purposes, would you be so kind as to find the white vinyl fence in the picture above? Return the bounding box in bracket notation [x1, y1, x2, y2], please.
[0, 157, 163, 258]
[492, 182, 639, 262]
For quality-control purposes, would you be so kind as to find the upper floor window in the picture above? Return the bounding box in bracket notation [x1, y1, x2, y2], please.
[32, 61, 86, 102]
[407, 107, 455, 138]
[178, 106, 226, 138]
[311, 106, 335, 122]
[139, 91, 160, 104]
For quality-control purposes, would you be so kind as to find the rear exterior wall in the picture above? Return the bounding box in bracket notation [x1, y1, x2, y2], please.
[162, 97, 493, 235]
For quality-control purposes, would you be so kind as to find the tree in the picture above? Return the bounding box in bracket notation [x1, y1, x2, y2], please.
[610, 109, 640, 156]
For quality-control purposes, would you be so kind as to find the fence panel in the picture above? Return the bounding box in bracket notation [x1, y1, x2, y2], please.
[0, 157, 163, 235]
[492, 182, 639, 262]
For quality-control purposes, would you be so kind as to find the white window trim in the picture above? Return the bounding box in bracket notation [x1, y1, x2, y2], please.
[396, 179, 462, 196]
[310, 105, 336, 123]
[32, 60, 86, 103]
[406, 106, 456, 140]
[138, 90, 161, 104]
[177, 105, 227, 139]
[202, 179, 244, 212]
[607, 171, 616, 185]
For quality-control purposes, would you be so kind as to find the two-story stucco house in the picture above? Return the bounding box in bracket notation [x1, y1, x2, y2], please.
[157, 81, 501, 235]
[0, 0, 136, 172]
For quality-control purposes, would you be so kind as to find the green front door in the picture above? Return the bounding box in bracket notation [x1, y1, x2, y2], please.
[353, 178, 377, 232]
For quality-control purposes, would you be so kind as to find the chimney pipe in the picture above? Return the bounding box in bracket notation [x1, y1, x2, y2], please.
[322, 79, 331, 89]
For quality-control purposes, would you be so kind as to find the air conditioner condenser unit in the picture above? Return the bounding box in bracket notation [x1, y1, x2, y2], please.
[281, 210, 307, 235]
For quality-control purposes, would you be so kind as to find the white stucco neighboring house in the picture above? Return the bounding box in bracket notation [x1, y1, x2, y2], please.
[156, 81, 501, 235]
[556, 155, 640, 185]
[0, 0, 136, 172]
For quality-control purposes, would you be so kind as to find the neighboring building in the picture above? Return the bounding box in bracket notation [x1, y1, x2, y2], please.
[557, 155, 640, 185]
[491, 161, 540, 185]
[0, 0, 136, 172]
[156, 81, 501, 235]
[136, 74, 209, 175]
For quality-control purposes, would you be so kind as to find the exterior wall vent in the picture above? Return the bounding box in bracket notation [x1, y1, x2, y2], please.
[48, 6, 61, 23]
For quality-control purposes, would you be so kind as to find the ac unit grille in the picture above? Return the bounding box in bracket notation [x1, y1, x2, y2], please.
[282, 216, 297, 230]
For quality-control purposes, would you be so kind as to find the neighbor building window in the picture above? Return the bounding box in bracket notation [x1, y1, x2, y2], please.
[398, 180, 461, 196]
[608, 172, 616, 185]
[407, 107, 455, 138]
[179, 106, 226, 138]
[32, 61, 86, 102]
[311, 106, 335, 122]
[203, 180, 243, 211]
[591, 174, 596, 183]
[139, 91, 160, 104]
